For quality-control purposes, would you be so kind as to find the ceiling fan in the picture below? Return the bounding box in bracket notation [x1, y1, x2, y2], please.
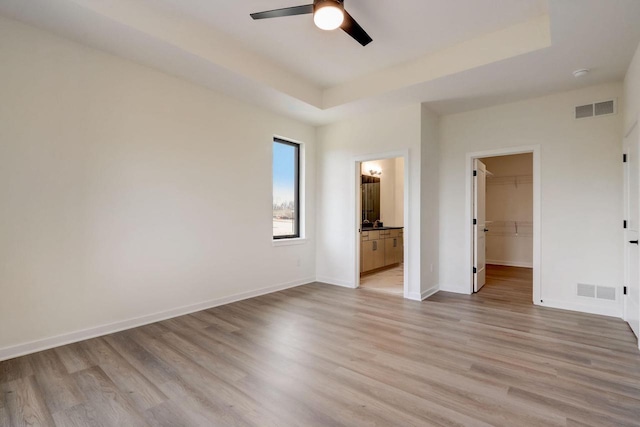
[250, 0, 372, 46]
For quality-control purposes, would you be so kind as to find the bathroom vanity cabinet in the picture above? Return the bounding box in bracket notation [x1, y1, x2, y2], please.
[360, 227, 404, 274]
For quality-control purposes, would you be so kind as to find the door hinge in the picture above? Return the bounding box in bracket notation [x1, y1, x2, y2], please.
[473, 218, 477, 225]
[624, 286, 627, 295]
[624, 220, 628, 229]
[473, 170, 477, 177]
[473, 267, 477, 274]
[623, 154, 628, 163]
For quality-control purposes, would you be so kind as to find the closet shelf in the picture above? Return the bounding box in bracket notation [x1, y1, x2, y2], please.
[486, 174, 532, 187]
[486, 220, 533, 237]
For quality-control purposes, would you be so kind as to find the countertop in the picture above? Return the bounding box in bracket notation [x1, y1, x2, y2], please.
[361, 226, 404, 231]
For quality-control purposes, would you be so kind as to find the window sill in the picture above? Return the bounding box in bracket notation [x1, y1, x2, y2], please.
[272, 238, 308, 247]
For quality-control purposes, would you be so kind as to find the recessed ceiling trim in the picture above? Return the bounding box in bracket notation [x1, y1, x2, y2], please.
[57, 1, 553, 112]
[2, 0, 639, 125]
[323, 15, 552, 109]
[69, 0, 325, 108]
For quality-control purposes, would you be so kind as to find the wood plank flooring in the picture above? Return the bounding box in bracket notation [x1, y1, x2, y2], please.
[1, 267, 639, 426]
[359, 263, 404, 295]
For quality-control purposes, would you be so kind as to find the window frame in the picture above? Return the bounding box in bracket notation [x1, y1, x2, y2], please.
[272, 137, 301, 240]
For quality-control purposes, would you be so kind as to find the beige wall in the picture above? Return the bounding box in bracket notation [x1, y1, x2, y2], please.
[439, 83, 623, 316]
[0, 17, 316, 357]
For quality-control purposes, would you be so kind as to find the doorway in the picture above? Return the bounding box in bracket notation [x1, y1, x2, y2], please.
[468, 146, 541, 303]
[356, 156, 406, 296]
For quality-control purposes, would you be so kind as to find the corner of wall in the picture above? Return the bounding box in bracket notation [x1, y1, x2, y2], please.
[420, 105, 441, 296]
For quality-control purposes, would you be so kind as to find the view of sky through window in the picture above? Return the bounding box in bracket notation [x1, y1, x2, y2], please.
[273, 140, 298, 237]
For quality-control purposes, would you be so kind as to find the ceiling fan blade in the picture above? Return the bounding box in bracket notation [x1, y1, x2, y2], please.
[341, 10, 372, 46]
[250, 4, 313, 20]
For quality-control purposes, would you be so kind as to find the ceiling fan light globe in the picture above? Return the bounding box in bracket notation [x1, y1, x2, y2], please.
[314, 3, 344, 31]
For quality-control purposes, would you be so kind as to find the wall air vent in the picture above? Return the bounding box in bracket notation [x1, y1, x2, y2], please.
[577, 283, 596, 298]
[575, 99, 616, 119]
[596, 286, 616, 301]
[594, 100, 615, 116]
[575, 104, 593, 119]
[577, 283, 616, 301]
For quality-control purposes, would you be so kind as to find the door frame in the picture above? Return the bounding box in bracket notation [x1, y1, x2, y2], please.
[473, 159, 488, 292]
[466, 145, 541, 303]
[353, 150, 409, 298]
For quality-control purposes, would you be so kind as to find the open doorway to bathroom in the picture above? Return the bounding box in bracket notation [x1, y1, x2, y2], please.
[358, 157, 405, 296]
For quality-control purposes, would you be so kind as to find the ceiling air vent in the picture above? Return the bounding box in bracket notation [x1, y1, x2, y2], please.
[575, 99, 616, 119]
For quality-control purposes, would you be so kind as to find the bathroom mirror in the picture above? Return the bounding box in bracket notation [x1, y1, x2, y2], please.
[361, 175, 380, 224]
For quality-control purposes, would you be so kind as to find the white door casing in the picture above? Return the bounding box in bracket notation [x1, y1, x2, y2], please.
[624, 121, 640, 341]
[474, 159, 487, 292]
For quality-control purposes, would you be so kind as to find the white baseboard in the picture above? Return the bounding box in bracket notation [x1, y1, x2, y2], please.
[403, 288, 439, 301]
[316, 276, 356, 289]
[486, 260, 533, 268]
[421, 286, 439, 300]
[438, 284, 472, 295]
[0, 277, 315, 362]
[405, 291, 422, 301]
[538, 299, 622, 318]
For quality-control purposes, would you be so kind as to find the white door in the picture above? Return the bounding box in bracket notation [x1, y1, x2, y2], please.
[624, 122, 640, 341]
[474, 159, 487, 292]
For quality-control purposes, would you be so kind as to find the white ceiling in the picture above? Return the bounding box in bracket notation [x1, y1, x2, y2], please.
[1, 0, 640, 125]
[140, 0, 549, 87]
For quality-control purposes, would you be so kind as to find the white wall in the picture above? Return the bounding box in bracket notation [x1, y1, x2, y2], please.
[316, 104, 424, 299]
[0, 17, 316, 358]
[420, 106, 441, 298]
[624, 42, 640, 134]
[439, 83, 623, 316]
[483, 154, 533, 268]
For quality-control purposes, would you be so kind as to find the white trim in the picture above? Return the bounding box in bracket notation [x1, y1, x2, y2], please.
[352, 150, 411, 299]
[405, 291, 422, 301]
[486, 260, 533, 268]
[316, 276, 356, 289]
[0, 277, 314, 362]
[421, 286, 439, 300]
[539, 299, 622, 318]
[438, 284, 471, 294]
[272, 238, 308, 247]
[466, 145, 541, 304]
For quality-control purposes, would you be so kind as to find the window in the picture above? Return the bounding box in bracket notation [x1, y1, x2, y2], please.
[273, 138, 300, 239]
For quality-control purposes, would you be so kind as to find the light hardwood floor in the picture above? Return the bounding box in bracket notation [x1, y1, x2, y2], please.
[359, 263, 404, 295]
[1, 268, 639, 426]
